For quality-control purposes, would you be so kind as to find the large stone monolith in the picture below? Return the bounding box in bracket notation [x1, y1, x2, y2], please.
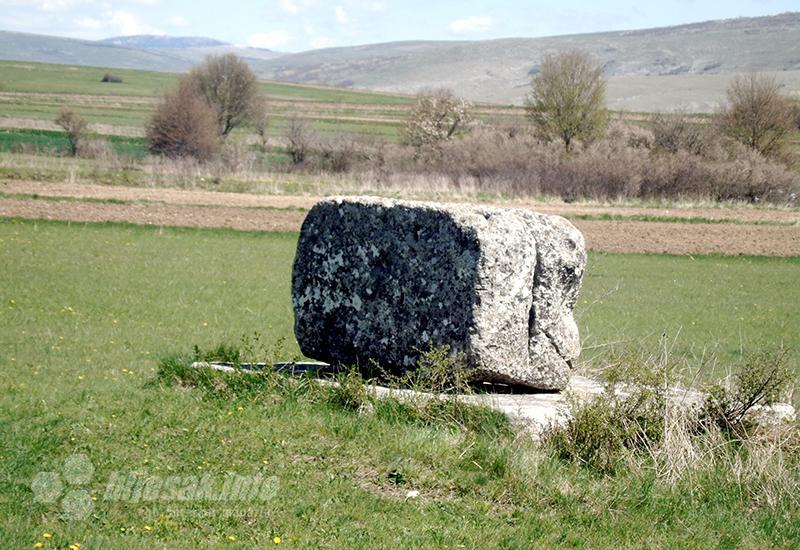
[291, 196, 586, 390]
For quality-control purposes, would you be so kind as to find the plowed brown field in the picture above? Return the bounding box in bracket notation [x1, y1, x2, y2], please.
[2, 180, 798, 256]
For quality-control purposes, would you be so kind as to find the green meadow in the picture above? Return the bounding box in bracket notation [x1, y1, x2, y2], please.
[0, 129, 148, 157]
[0, 61, 523, 143]
[1, 219, 798, 547]
[0, 61, 416, 140]
[0, 61, 413, 103]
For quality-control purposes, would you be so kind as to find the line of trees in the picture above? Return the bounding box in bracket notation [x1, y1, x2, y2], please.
[404, 51, 798, 161]
[139, 51, 798, 171]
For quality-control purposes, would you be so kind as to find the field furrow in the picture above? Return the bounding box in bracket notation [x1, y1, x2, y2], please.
[2, 187, 798, 256]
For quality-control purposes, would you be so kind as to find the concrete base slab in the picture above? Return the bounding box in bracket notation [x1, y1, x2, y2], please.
[190, 361, 796, 438]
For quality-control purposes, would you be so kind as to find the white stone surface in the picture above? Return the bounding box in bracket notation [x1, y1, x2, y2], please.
[291, 196, 586, 390]
[193, 362, 795, 438]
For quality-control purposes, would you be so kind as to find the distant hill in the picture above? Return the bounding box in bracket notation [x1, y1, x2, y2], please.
[98, 35, 229, 49]
[254, 12, 800, 109]
[1, 12, 799, 111]
[0, 30, 195, 72]
[0, 31, 283, 74]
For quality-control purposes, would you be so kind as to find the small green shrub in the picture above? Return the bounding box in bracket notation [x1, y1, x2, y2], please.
[543, 348, 674, 474]
[544, 385, 666, 475]
[391, 344, 474, 394]
[192, 342, 241, 364]
[238, 331, 291, 367]
[327, 368, 371, 411]
[702, 348, 794, 436]
[546, 347, 797, 476]
[387, 468, 407, 485]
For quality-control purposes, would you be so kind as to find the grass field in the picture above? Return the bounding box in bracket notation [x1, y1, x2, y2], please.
[0, 61, 521, 142]
[0, 61, 416, 104]
[1, 219, 798, 547]
[0, 129, 148, 158]
[0, 61, 418, 140]
[580, 253, 800, 368]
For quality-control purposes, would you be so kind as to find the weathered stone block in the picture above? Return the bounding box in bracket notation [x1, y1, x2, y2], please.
[291, 196, 586, 390]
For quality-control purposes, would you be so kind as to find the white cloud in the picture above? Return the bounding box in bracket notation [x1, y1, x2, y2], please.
[448, 15, 494, 34]
[365, 1, 384, 11]
[108, 10, 162, 35]
[0, 0, 94, 11]
[334, 5, 349, 24]
[247, 31, 291, 49]
[76, 10, 162, 36]
[279, 0, 300, 14]
[131, 0, 159, 5]
[76, 16, 102, 30]
[278, 0, 319, 15]
[167, 15, 189, 27]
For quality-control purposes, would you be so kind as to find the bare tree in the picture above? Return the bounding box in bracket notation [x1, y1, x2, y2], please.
[250, 96, 270, 151]
[651, 111, 708, 156]
[526, 51, 607, 152]
[404, 88, 470, 148]
[55, 109, 88, 156]
[187, 54, 261, 137]
[791, 99, 800, 131]
[146, 77, 220, 161]
[285, 115, 317, 165]
[717, 73, 795, 157]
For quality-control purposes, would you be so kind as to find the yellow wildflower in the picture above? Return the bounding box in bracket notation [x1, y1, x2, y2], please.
[33, 543, 43, 549]
[273, 536, 282, 544]
[42, 533, 52, 540]
[227, 535, 237, 541]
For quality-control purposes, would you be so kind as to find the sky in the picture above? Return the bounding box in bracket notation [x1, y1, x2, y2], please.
[0, 0, 797, 51]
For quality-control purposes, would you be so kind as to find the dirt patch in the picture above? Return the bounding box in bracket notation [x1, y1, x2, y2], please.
[572, 220, 800, 257]
[2, 195, 799, 256]
[0, 198, 304, 234]
[353, 464, 457, 504]
[0, 180, 320, 209]
[504, 200, 800, 225]
[2, 180, 798, 225]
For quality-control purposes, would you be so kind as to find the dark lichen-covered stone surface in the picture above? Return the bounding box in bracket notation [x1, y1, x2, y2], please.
[291, 196, 586, 390]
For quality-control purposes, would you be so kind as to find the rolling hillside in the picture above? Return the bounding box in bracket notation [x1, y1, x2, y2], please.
[0, 31, 282, 74]
[255, 12, 800, 109]
[1, 12, 799, 111]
